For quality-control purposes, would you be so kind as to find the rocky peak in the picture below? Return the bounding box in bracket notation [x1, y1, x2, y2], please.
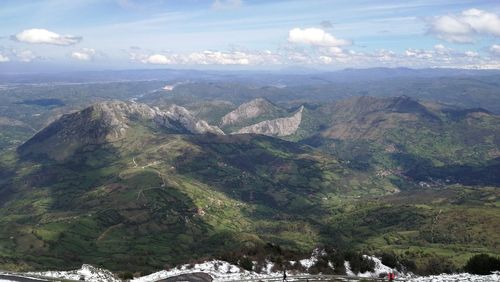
[158, 104, 225, 135]
[235, 106, 304, 137]
[220, 98, 280, 127]
[18, 101, 223, 160]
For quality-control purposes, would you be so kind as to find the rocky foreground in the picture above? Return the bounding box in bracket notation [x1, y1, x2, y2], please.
[1, 257, 497, 282]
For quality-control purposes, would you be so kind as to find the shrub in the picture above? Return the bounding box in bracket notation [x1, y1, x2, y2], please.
[360, 257, 375, 273]
[420, 257, 456, 275]
[239, 257, 253, 271]
[400, 258, 417, 272]
[327, 251, 346, 275]
[345, 252, 374, 274]
[119, 272, 134, 280]
[464, 254, 500, 275]
[289, 261, 306, 273]
[381, 253, 398, 269]
[308, 256, 330, 274]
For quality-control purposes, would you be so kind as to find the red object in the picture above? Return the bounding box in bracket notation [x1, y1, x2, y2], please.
[388, 272, 396, 281]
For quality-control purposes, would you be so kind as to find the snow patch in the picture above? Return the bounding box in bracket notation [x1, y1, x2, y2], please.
[408, 272, 500, 282]
[27, 264, 120, 282]
[132, 260, 262, 282]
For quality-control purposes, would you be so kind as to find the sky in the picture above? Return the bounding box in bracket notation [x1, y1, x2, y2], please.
[1, 0, 500, 72]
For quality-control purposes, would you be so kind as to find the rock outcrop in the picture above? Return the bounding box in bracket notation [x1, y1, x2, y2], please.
[220, 98, 283, 127]
[157, 104, 225, 135]
[235, 106, 303, 136]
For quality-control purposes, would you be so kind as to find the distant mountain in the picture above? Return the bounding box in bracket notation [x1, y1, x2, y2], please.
[295, 96, 500, 185]
[312, 96, 440, 140]
[19, 101, 223, 160]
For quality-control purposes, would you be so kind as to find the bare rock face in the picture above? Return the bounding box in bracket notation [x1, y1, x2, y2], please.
[220, 98, 280, 127]
[235, 106, 304, 137]
[157, 105, 225, 135]
[18, 101, 223, 160]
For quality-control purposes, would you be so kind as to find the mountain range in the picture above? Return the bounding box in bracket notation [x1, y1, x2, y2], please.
[0, 94, 498, 275]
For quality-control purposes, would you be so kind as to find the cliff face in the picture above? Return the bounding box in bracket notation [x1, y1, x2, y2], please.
[220, 98, 284, 128]
[157, 104, 225, 135]
[236, 106, 304, 137]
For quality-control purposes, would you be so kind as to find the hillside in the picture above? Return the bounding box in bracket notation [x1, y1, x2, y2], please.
[0, 98, 498, 274]
[295, 96, 500, 186]
[0, 101, 397, 272]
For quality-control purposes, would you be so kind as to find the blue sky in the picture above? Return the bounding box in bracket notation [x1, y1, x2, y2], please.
[1, 0, 500, 71]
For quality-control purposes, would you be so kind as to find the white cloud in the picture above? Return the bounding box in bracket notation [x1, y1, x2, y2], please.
[13, 28, 82, 46]
[464, 50, 479, 57]
[15, 50, 38, 62]
[288, 27, 351, 47]
[212, 0, 242, 10]
[429, 9, 500, 43]
[308, 45, 495, 69]
[142, 54, 173, 64]
[129, 46, 499, 69]
[318, 55, 333, 64]
[461, 9, 500, 36]
[0, 54, 9, 62]
[429, 15, 474, 43]
[188, 51, 250, 65]
[71, 48, 96, 61]
[134, 49, 281, 65]
[405, 48, 433, 59]
[433, 44, 452, 54]
[489, 44, 500, 56]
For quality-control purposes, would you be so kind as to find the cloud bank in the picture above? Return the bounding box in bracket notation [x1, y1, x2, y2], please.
[129, 43, 500, 69]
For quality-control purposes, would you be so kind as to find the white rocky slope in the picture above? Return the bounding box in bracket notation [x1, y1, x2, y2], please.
[220, 98, 281, 127]
[157, 104, 225, 135]
[236, 106, 304, 136]
[27, 264, 120, 282]
[6, 260, 499, 282]
[408, 272, 499, 281]
[93, 101, 224, 136]
[134, 250, 398, 282]
[132, 260, 261, 282]
[345, 256, 395, 278]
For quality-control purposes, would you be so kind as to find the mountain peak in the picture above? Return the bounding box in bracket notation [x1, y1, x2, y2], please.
[220, 97, 283, 128]
[18, 101, 223, 160]
[235, 105, 304, 136]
